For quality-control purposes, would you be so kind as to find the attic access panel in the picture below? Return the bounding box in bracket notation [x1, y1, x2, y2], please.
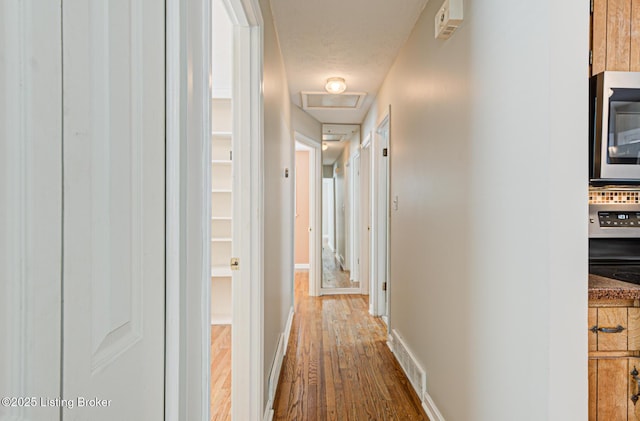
[301, 92, 367, 110]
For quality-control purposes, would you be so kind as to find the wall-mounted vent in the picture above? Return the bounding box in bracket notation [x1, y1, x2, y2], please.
[391, 329, 427, 401]
[301, 92, 367, 110]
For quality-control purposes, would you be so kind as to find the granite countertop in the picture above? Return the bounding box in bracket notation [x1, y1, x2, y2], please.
[589, 274, 640, 300]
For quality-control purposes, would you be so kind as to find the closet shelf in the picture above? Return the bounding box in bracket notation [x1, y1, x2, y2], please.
[212, 216, 232, 221]
[211, 160, 232, 165]
[211, 237, 232, 242]
[211, 266, 233, 277]
[211, 131, 232, 138]
[212, 189, 232, 193]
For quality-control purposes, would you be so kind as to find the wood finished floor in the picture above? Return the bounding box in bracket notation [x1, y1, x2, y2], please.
[322, 245, 360, 289]
[273, 272, 428, 421]
[211, 324, 231, 421]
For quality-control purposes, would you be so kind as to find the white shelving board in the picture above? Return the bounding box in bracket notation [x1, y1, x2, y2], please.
[211, 98, 233, 325]
[211, 265, 233, 277]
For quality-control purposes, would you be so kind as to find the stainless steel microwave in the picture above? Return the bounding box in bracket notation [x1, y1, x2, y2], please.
[591, 71, 640, 183]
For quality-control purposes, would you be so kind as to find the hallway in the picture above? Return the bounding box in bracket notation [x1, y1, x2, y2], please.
[273, 272, 428, 420]
[322, 242, 359, 289]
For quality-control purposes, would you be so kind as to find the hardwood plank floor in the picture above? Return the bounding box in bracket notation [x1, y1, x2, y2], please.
[322, 244, 360, 289]
[211, 324, 231, 421]
[273, 272, 428, 421]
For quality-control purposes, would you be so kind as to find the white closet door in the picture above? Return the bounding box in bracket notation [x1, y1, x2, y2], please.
[0, 1, 63, 419]
[61, 1, 165, 419]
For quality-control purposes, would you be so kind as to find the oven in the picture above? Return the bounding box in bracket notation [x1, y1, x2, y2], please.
[589, 203, 640, 284]
[590, 71, 640, 183]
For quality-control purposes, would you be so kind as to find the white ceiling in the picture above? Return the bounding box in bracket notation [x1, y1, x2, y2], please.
[270, 0, 428, 124]
[322, 124, 359, 165]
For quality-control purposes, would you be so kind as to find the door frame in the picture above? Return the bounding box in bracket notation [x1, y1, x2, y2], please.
[372, 111, 390, 323]
[294, 132, 322, 297]
[165, 0, 264, 420]
[360, 133, 372, 300]
[323, 178, 336, 252]
[350, 152, 361, 284]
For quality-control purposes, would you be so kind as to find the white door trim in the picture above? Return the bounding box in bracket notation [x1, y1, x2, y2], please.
[359, 134, 371, 301]
[230, 7, 265, 421]
[350, 152, 361, 283]
[372, 112, 390, 321]
[165, 0, 264, 420]
[294, 132, 322, 297]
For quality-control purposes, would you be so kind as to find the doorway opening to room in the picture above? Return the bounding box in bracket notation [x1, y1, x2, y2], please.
[210, 0, 234, 419]
[320, 124, 362, 294]
[294, 136, 322, 298]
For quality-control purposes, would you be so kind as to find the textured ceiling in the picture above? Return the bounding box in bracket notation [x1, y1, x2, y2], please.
[270, 0, 428, 124]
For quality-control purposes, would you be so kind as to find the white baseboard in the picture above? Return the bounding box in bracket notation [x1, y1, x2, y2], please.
[294, 263, 309, 270]
[264, 307, 294, 418]
[422, 393, 445, 421]
[262, 408, 274, 421]
[283, 307, 294, 354]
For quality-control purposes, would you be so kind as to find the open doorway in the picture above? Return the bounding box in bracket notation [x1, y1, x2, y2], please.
[294, 134, 322, 297]
[210, 0, 233, 419]
[321, 124, 361, 293]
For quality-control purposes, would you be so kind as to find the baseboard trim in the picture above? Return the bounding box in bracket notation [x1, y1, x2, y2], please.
[283, 307, 294, 354]
[389, 329, 444, 421]
[294, 263, 309, 270]
[422, 393, 445, 421]
[264, 306, 294, 419]
[262, 408, 274, 421]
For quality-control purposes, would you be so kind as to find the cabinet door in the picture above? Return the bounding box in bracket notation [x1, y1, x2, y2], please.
[606, 0, 632, 71]
[598, 307, 629, 351]
[630, 358, 640, 420]
[593, 0, 607, 75]
[590, 359, 597, 421]
[629, 308, 640, 351]
[590, 308, 598, 352]
[591, 0, 640, 75]
[597, 359, 629, 419]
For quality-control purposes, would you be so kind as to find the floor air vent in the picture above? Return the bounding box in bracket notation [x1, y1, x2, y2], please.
[391, 329, 427, 400]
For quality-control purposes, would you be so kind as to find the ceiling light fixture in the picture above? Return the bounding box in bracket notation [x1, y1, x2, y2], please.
[322, 143, 329, 151]
[325, 77, 347, 94]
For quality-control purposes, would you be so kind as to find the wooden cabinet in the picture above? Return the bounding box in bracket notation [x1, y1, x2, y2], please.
[589, 299, 640, 420]
[591, 0, 640, 76]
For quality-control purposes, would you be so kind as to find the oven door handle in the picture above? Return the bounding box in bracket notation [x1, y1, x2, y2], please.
[590, 325, 625, 334]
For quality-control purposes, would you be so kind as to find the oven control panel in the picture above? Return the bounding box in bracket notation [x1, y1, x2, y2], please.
[598, 211, 640, 227]
[590, 204, 640, 238]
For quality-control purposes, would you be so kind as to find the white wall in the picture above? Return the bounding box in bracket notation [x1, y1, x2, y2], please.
[211, 0, 232, 98]
[260, 0, 294, 409]
[362, 0, 588, 419]
[291, 104, 321, 143]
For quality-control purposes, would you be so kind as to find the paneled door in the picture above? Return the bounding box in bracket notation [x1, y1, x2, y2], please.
[62, 1, 165, 419]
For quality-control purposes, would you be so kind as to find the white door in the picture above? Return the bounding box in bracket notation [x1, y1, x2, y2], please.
[351, 154, 361, 283]
[1, 2, 63, 419]
[376, 117, 390, 322]
[62, 1, 165, 419]
[360, 142, 371, 297]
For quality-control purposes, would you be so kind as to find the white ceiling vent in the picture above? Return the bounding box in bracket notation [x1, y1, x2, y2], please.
[301, 92, 367, 111]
